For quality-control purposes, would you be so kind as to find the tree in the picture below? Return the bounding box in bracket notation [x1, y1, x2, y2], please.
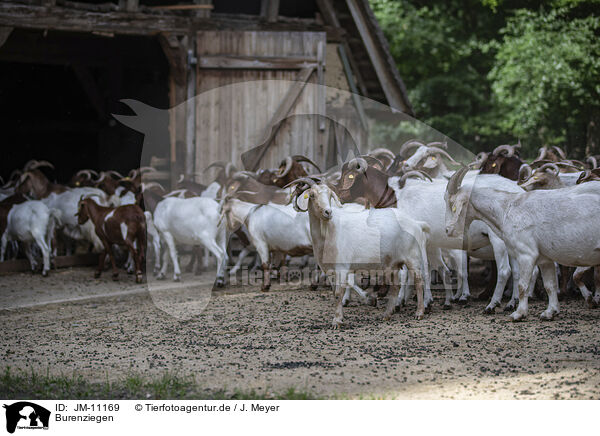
[489, 8, 600, 156]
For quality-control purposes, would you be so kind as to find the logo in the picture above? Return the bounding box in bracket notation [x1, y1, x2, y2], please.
[3, 402, 50, 434]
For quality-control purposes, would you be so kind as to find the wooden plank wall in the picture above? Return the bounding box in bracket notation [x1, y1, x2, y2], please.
[194, 30, 327, 183]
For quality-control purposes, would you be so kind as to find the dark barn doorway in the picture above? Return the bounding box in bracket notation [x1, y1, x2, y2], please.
[0, 28, 169, 183]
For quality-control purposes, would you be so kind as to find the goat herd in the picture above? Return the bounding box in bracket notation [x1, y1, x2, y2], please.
[1, 141, 599, 328]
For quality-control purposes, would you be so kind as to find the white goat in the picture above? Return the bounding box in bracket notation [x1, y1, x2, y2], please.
[153, 196, 227, 285]
[220, 197, 312, 291]
[445, 167, 600, 321]
[1, 201, 61, 276]
[291, 178, 430, 328]
[42, 187, 108, 253]
[390, 171, 526, 312]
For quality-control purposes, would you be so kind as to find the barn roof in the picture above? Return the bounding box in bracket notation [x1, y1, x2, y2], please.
[0, 0, 413, 115]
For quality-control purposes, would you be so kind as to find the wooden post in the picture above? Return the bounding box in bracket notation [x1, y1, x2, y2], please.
[0, 26, 12, 49]
[185, 41, 197, 179]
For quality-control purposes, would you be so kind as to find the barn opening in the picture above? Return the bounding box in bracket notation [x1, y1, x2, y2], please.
[0, 28, 170, 183]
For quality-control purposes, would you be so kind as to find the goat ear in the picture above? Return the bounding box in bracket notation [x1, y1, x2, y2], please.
[330, 190, 342, 207]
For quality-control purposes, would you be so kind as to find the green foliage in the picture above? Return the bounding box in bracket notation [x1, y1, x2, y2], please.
[370, 0, 600, 157]
[489, 8, 600, 155]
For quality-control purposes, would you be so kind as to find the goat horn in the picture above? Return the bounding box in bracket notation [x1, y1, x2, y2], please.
[75, 170, 96, 180]
[576, 171, 589, 184]
[105, 170, 123, 179]
[348, 157, 369, 173]
[177, 174, 185, 184]
[427, 141, 448, 149]
[141, 182, 164, 191]
[24, 160, 54, 171]
[446, 166, 469, 196]
[518, 164, 533, 182]
[368, 148, 395, 161]
[284, 177, 318, 189]
[492, 144, 517, 157]
[398, 170, 433, 188]
[278, 156, 293, 177]
[552, 146, 567, 159]
[139, 166, 156, 174]
[538, 163, 560, 175]
[399, 139, 425, 157]
[420, 147, 459, 165]
[535, 147, 547, 162]
[204, 162, 227, 173]
[586, 156, 597, 169]
[225, 163, 237, 178]
[291, 155, 321, 172]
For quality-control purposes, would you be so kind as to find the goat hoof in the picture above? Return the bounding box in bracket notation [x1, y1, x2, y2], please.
[585, 296, 596, 309]
[342, 299, 349, 307]
[442, 303, 451, 311]
[135, 274, 143, 284]
[173, 276, 181, 282]
[112, 274, 119, 281]
[215, 278, 225, 288]
[540, 310, 557, 321]
[382, 313, 393, 322]
[368, 296, 378, 307]
[332, 319, 343, 329]
[509, 311, 526, 322]
[42, 270, 49, 277]
[414, 311, 424, 320]
[261, 286, 270, 292]
[483, 306, 496, 314]
[94, 271, 101, 279]
[156, 274, 166, 281]
[504, 301, 517, 312]
[424, 303, 432, 314]
[457, 297, 469, 305]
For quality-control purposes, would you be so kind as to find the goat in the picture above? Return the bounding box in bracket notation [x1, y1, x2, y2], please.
[15, 164, 67, 199]
[445, 166, 600, 321]
[76, 197, 146, 283]
[224, 172, 290, 205]
[153, 196, 227, 285]
[479, 143, 523, 181]
[289, 177, 430, 327]
[69, 169, 98, 188]
[42, 187, 108, 254]
[535, 145, 567, 163]
[271, 155, 321, 188]
[1, 201, 61, 276]
[399, 140, 458, 179]
[220, 196, 312, 291]
[519, 163, 582, 191]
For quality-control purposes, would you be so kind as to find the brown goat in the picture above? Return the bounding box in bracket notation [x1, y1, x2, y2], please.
[77, 197, 146, 283]
[479, 143, 524, 181]
[271, 155, 321, 188]
[15, 170, 67, 199]
[69, 170, 98, 188]
[224, 172, 290, 205]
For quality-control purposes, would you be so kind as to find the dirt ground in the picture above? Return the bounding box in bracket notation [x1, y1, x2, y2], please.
[0, 267, 599, 399]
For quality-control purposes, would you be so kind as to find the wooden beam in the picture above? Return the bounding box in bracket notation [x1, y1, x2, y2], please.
[345, 0, 412, 113]
[72, 64, 107, 121]
[242, 67, 315, 171]
[266, 0, 279, 23]
[0, 2, 191, 36]
[198, 55, 318, 70]
[158, 33, 187, 86]
[150, 4, 213, 10]
[315, 0, 340, 27]
[0, 25, 12, 49]
[338, 44, 368, 132]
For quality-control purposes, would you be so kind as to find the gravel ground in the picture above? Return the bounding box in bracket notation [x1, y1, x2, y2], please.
[0, 267, 599, 399]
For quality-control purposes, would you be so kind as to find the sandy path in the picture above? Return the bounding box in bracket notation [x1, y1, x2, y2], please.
[0, 268, 599, 399]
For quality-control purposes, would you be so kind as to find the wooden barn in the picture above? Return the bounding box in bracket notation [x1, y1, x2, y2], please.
[0, 0, 413, 186]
